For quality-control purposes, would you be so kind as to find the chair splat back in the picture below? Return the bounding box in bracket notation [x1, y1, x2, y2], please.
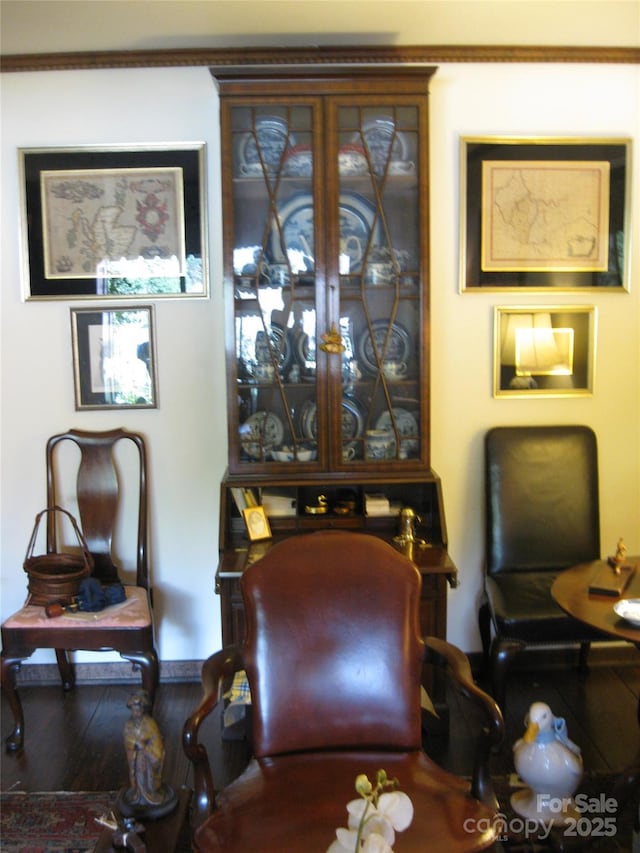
[241, 530, 424, 758]
[46, 428, 149, 587]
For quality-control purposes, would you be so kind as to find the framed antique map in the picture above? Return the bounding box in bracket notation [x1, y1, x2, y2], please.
[20, 144, 208, 299]
[460, 137, 631, 291]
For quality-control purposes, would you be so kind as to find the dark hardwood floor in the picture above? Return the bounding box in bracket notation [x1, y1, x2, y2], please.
[2, 657, 638, 795]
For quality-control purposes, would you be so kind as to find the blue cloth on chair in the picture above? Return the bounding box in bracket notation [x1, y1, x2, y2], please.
[76, 578, 126, 612]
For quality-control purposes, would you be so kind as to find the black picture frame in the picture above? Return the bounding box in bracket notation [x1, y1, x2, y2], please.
[20, 144, 208, 300]
[460, 137, 631, 291]
[71, 305, 158, 410]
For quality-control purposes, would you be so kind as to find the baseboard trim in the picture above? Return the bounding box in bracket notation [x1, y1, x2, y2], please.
[12, 659, 202, 686]
[467, 640, 639, 676]
[11, 642, 637, 687]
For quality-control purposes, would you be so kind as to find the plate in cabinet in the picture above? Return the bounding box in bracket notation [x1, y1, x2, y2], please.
[352, 119, 410, 175]
[298, 397, 364, 442]
[270, 323, 294, 374]
[357, 320, 412, 376]
[271, 191, 380, 272]
[237, 116, 296, 175]
[240, 411, 285, 457]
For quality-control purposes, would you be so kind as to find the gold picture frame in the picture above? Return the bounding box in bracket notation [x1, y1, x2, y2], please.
[242, 506, 272, 542]
[460, 137, 631, 291]
[494, 305, 596, 398]
[20, 144, 208, 300]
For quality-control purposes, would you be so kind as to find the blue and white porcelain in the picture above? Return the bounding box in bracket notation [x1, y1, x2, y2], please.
[237, 116, 294, 175]
[338, 144, 368, 176]
[282, 145, 313, 177]
[388, 160, 416, 176]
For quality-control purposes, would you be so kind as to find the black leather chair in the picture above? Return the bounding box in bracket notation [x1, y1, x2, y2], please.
[478, 425, 608, 712]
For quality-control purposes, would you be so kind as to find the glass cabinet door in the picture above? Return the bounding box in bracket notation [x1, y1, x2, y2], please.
[226, 101, 325, 469]
[221, 79, 431, 474]
[329, 99, 428, 468]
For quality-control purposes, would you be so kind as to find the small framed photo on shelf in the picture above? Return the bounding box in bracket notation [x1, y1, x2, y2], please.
[493, 305, 596, 398]
[460, 137, 631, 291]
[71, 305, 158, 410]
[242, 506, 272, 542]
[19, 144, 208, 300]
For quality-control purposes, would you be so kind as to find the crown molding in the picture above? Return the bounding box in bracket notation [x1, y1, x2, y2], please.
[2, 44, 639, 73]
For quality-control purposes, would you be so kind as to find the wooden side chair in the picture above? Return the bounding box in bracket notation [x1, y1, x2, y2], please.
[183, 531, 504, 853]
[1, 428, 158, 752]
[478, 425, 607, 712]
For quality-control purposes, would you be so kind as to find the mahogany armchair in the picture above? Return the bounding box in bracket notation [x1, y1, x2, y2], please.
[478, 425, 607, 712]
[1, 428, 158, 752]
[183, 531, 503, 852]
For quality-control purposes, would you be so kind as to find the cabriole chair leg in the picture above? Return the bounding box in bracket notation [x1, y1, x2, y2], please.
[490, 637, 526, 715]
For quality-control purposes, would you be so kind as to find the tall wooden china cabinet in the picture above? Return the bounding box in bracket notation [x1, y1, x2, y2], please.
[212, 67, 456, 704]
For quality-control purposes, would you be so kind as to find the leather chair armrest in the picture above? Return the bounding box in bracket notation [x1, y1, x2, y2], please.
[182, 646, 245, 828]
[424, 636, 504, 809]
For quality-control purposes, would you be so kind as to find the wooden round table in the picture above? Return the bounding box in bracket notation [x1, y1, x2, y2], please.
[553, 560, 640, 852]
[552, 558, 640, 725]
[551, 558, 640, 644]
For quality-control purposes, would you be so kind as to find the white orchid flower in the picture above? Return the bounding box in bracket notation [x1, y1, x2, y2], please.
[346, 797, 369, 826]
[326, 770, 414, 853]
[327, 828, 394, 853]
[376, 791, 414, 832]
[360, 833, 394, 852]
[346, 801, 395, 844]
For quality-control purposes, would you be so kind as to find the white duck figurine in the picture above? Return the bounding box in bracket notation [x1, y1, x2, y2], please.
[512, 701, 583, 824]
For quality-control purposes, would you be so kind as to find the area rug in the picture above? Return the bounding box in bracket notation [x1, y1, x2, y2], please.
[0, 777, 635, 852]
[0, 790, 115, 852]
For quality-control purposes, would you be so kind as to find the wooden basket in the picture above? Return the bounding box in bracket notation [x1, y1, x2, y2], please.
[23, 506, 93, 606]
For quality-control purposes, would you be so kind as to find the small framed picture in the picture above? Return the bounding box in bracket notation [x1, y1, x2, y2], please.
[242, 506, 272, 542]
[71, 305, 158, 409]
[494, 305, 596, 398]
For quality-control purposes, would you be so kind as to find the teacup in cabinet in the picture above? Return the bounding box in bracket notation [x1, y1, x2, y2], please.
[382, 360, 408, 380]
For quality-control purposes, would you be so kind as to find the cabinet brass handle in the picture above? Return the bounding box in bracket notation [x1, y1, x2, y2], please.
[319, 323, 345, 354]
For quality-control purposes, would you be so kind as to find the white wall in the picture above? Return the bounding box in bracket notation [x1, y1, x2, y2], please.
[1, 61, 638, 665]
[0, 68, 227, 664]
[429, 63, 640, 645]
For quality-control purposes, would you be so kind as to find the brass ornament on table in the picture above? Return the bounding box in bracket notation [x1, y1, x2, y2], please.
[116, 689, 178, 822]
[394, 507, 428, 548]
[608, 537, 629, 574]
[305, 494, 328, 515]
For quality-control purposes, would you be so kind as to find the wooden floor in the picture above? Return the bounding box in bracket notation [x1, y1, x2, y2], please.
[2, 658, 639, 794]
